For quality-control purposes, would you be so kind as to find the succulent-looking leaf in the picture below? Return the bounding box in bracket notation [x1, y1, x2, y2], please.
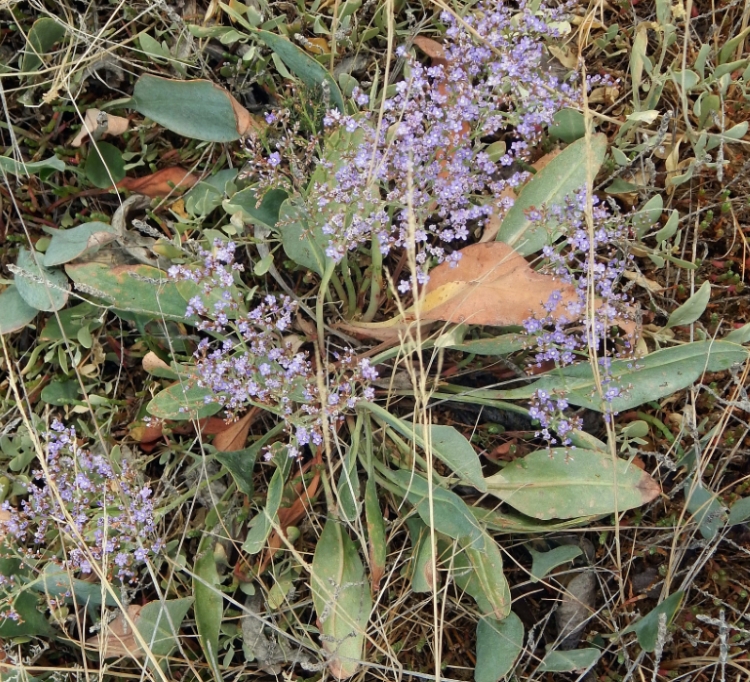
[277, 197, 331, 276]
[65, 262, 195, 320]
[0, 155, 66, 177]
[475, 612, 524, 682]
[0, 285, 38, 335]
[132, 75, 262, 142]
[666, 281, 711, 328]
[224, 187, 288, 228]
[147, 381, 221, 420]
[728, 496, 750, 525]
[242, 466, 284, 554]
[539, 648, 600, 672]
[85, 140, 126, 188]
[44, 222, 117, 267]
[528, 544, 582, 581]
[255, 30, 345, 112]
[495, 134, 608, 255]
[621, 591, 684, 651]
[364, 478, 387, 589]
[14, 247, 69, 312]
[311, 520, 371, 679]
[684, 479, 726, 539]
[0, 591, 54, 637]
[194, 534, 224, 677]
[485, 448, 660, 520]
[22, 17, 67, 72]
[494, 341, 749, 413]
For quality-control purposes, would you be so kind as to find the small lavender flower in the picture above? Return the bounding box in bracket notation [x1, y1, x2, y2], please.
[0, 421, 160, 583]
[170, 242, 377, 456]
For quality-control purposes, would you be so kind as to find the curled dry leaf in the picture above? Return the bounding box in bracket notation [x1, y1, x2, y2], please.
[420, 242, 579, 326]
[71, 108, 130, 148]
[142, 350, 170, 373]
[117, 167, 199, 197]
[87, 604, 144, 659]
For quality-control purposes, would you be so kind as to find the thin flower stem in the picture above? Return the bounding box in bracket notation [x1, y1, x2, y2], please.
[317, 259, 337, 349]
[363, 234, 384, 323]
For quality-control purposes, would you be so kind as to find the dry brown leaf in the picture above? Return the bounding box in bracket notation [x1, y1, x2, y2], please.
[213, 410, 257, 452]
[229, 94, 266, 137]
[623, 270, 664, 293]
[142, 351, 170, 373]
[117, 167, 199, 197]
[71, 108, 130, 148]
[413, 36, 447, 62]
[87, 604, 144, 659]
[420, 242, 579, 326]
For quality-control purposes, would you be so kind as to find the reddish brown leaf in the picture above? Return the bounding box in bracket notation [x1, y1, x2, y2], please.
[420, 242, 580, 326]
[212, 409, 258, 452]
[117, 167, 199, 197]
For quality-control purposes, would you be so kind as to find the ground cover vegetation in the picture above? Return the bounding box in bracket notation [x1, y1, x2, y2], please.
[0, 0, 749, 680]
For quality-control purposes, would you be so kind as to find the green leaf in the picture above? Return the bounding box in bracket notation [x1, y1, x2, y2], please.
[389, 469, 484, 545]
[495, 134, 608, 255]
[132, 75, 249, 142]
[277, 197, 330, 275]
[364, 477, 386, 586]
[0, 591, 54, 637]
[147, 380, 221, 420]
[337, 446, 360, 522]
[528, 545, 582, 581]
[632, 194, 663, 238]
[65, 262, 193, 320]
[86, 141, 126, 189]
[666, 281, 711, 328]
[724, 323, 750, 345]
[311, 520, 371, 679]
[255, 30, 345, 112]
[410, 525, 436, 593]
[719, 26, 750, 64]
[484, 448, 660, 520]
[0, 285, 38, 335]
[0, 155, 66, 177]
[684, 479, 726, 539]
[360, 402, 486, 490]
[193, 534, 224, 678]
[464, 536, 511, 620]
[224, 187, 288, 228]
[475, 612, 524, 682]
[184, 168, 239, 216]
[728, 496, 750, 525]
[548, 108, 586, 143]
[136, 597, 193, 658]
[539, 648, 600, 672]
[445, 332, 528, 356]
[22, 17, 67, 73]
[40, 379, 82, 406]
[14, 247, 69, 312]
[655, 209, 679, 242]
[242, 465, 284, 554]
[214, 446, 258, 496]
[621, 591, 684, 651]
[29, 564, 120, 607]
[44, 222, 117, 266]
[495, 341, 749, 413]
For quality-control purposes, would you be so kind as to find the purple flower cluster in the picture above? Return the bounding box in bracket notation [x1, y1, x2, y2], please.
[307, 0, 583, 288]
[170, 241, 376, 457]
[522, 191, 634, 443]
[0, 421, 160, 582]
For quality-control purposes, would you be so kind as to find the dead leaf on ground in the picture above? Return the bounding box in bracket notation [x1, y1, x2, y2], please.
[117, 167, 199, 197]
[71, 108, 130, 147]
[413, 35, 447, 63]
[335, 320, 434, 343]
[87, 604, 144, 659]
[212, 409, 258, 452]
[420, 242, 580, 326]
[142, 351, 170, 373]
